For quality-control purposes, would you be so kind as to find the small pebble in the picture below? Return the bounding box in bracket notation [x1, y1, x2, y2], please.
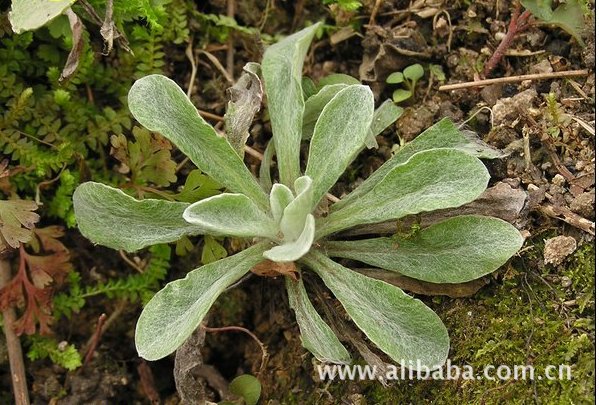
[544, 236, 577, 266]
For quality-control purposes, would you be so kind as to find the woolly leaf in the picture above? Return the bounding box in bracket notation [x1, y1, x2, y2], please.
[264, 214, 315, 262]
[135, 243, 267, 360]
[9, 0, 75, 34]
[128, 74, 268, 208]
[305, 85, 374, 208]
[302, 84, 348, 139]
[334, 118, 503, 211]
[269, 183, 294, 225]
[73, 182, 205, 252]
[286, 277, 351, 364]
[304, 251, 449, 369]
[279, 176, 313, 242]
[318, 149, 489, 237]
[183, 193, 277, 238]
[324, 215, 524, 283]
[262, 23, 321, 186]
[369, 99, 403, 140]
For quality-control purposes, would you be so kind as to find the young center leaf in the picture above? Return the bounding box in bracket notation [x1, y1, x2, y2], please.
[261, 23, 321, 186]
[183, 194, 277, 238]
[73, 182, 204, 252]
[128, 74, 268, 209]
[303, 251, 449, 369]
[324, 215, 524, 283]
[318, 148, 490, 237]
[286, 277, 351, 364]
[263, 214, 315, 262]
[305, 85, 374, 209]
[136, 243, 268, 360]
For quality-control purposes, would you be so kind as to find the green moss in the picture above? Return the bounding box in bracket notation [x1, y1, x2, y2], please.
[269, 236, 595, 404]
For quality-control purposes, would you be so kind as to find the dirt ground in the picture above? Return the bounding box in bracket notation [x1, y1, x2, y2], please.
[0, 0, 595, 404]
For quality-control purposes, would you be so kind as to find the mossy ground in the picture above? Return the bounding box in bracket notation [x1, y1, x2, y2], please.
[238, 236, 594, 404]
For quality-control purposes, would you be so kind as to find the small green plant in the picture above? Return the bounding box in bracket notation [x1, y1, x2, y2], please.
[26, 335, 82, 371]
[386, 64, 425, 103]
[73, 23, 523, 369]
[226, 374, 261, 405]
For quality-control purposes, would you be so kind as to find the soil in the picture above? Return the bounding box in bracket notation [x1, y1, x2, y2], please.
[1, 1, 595, 404]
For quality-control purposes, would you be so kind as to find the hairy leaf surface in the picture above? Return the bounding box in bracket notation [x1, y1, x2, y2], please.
[334, 118, 502, 210]
[286, 277, 351, 364]
[324, 215, 524, 283]
[136, 243, 268, 360]
[128, 74, 268, 208]
[264, 214, 315, 262]
[9, 0, 74, 33]
[318, 149, 490, 237]
[261, 23, 321, 186]
[302, 84, 348, 139]
[183, 194, 276, 238]
[73, 182, 203, 252]
[305, 85, 374, 209]
[304, 251, 449, 369]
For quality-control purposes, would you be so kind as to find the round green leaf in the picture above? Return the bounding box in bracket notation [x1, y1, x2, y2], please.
[229, 374, 261, 405]
[386, 71, 405, 84]
[404, 64, 425, 82]
[392, 88, 412, 103]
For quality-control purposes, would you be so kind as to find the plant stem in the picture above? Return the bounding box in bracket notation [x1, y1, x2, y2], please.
[484, 3, 532, 77]
[0, 258, 30, 405]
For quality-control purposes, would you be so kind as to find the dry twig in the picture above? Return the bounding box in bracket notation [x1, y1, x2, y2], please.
[0, 258, 30, 405]
[203, 325, 269, 375]
[439, 70, 589, 91]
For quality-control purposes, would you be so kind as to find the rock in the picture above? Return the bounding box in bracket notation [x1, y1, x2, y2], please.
[570, 191, 595, 218]
[492, 88, 537, 125]
[544, 236, 577, 266]
[530, 59, 554, 75]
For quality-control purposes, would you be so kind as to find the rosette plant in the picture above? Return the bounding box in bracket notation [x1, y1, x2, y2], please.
[73, 23, 523, 369]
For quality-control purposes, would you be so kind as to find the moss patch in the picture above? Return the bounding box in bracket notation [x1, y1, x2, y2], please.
[262, 236, 595, 404]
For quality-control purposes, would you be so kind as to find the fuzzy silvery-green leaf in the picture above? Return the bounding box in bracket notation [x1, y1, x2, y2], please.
[136, 243, 268, 360]
[73, 182, 204, 252]
[318, 149, 490, 237]
[259, 140, 275, 192]
[305, 85, 374, 209]
[316, 73, 361, 89]
[9, 0, 75, 34]
[270, 183, 294, 225]
[279, 176, 313, 242]
[286, 277, 351, 364]
[128, 75, 268, 209]
[261, 23, 321, 186]
[183, 193, 276, 238]
[304, 251, 449, 369]
[302, 84, 348, 139]
[334, 118, 503, 211]
[368, 99, 403, 148]
[264, 214, 315, 262]
[324, 215, 524, 283]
